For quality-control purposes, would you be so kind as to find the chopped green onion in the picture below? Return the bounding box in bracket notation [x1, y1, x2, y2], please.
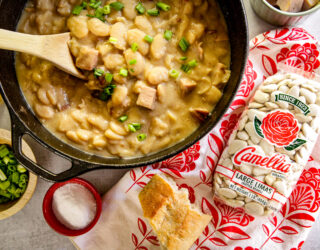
[89, 0, 102, 9]
[181, 59, 198, 73]
[110, 1, 124, 11]
[147, 8, 160, 16]
[17, 165, 27, 173]
[132, 123, 141, 130]
[93, 68, 104, 78]
[135, 2, 145, 14]
[0, 146, 9, 158]
[105, 73, 113, 83]
[129, 59, 137, 65]
[109, 37, 118, 44]
[137, 133, 147, 141]
[181, 64, 190, 73]
[72, 5, 84, 15]
[128, 123, 142, 132]
[156, 2, 171, 11]
[119, 68, 128, 77]
[103, 4, 111, 14]
[131, 42, 139, 52]
[3, 156, 9, 165]
[11, 172, 19, 185]
[188, 59, 198, 67]
[179, 37, 190, 52]
[94, 7, 105, 20]
[128, 124, 136, 132]
[169, 69, 180, 79]
[0, 169, 7, 181]
[144, 35, 154, 43]
[130, 69, 135, 72]
[180, 56, 187, 61]
[100, 84, 116, 101]
[119, 115, 128, 122]
[0, 180, 10, 191]
[164, 30, 172, 41]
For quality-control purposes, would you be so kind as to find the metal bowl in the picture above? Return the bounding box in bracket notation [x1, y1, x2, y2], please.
[250, 0, 320, 26]
[0, 0, 248, 182]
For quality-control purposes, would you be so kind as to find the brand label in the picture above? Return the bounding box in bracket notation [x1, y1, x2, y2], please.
[275, 93, 310, 115]
[233, 146, 292, 173]
[231, 170, 275, 199]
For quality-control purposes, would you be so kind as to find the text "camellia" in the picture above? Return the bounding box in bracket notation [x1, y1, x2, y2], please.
[232, 146, 292, 174]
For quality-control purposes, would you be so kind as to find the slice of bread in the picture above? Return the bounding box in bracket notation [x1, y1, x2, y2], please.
[139, 174, 212, 250]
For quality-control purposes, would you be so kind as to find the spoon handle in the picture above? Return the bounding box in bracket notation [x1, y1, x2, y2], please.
[0, 29, 42, 56]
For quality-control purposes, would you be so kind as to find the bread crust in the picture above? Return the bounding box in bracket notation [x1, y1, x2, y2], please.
[139, 174, 212, 250]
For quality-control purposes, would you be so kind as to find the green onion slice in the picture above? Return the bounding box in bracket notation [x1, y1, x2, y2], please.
[93, 68, 104, 78]
[156, 2, 171, 11]
[180, 56, 187, 61]
[0, 169, 7, 181]
[188, 59, 198, 67]
[129, 59, 137, 65]
[147, 8, 160, 16]
[119, 115, 128, 122]
[144, 35, 154, 43]
[89, 0, 102, 9]
[137, 133, 147, 141]
[103, 4, 111, 14]
[164, 30, 173, 41]
[181, 64, 190, 73]
[119, 68, 128, 77]
[17, 165, 27, 173]
[105, 73, 113, 83]
[131, 42, 139, 52]
[72, 5, 84, 15]
[110, 1, 124, 11]
[169, 69, 180, 79]
[179, 37, 189, 52]
[109, 37, 118, 44]
[135, 2, 145, 14]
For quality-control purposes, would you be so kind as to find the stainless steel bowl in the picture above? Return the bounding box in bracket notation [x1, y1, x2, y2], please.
[250, 0, 320, 26]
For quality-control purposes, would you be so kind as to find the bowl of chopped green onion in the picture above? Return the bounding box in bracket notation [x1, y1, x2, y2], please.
[0, 129, 37, 220]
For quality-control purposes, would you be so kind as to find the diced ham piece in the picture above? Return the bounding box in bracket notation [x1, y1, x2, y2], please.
[190, 108, 210, 122]
[76, 47, 99, 71]
[137, 86, 157, 110]
[179, 78, 197, 94]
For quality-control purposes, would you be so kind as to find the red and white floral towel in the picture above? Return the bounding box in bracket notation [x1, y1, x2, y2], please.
[73, 28, 320, 250]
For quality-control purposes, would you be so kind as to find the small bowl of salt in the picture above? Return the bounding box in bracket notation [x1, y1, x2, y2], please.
[42, 178, 102, 236]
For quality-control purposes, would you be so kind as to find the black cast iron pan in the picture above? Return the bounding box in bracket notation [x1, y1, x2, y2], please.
[0, 0, 248, 182]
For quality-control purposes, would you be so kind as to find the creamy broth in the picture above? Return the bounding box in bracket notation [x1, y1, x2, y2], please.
[16, 0, 230, 157]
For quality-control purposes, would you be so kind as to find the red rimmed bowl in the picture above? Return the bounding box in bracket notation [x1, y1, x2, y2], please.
[42, 178, 102, 237]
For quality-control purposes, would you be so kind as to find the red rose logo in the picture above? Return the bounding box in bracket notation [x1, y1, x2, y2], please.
[261, 111, 299, 147]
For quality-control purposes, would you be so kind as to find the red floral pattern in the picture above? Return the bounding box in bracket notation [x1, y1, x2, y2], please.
[152, 142, 200, 173]
[238, 59, 257, 97]
[261, 111, 299, 146]
[276, 43, 320, 72]
[220, 114, 241, 143]
[178, 183, 196, 203]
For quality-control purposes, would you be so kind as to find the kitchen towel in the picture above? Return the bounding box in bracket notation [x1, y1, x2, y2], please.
[73, 27, 320, 250]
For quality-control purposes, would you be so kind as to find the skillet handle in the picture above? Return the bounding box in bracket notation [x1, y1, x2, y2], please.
[10, 115, 90, 182]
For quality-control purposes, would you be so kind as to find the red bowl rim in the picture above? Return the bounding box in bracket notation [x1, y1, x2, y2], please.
[42, 178, 102, 237]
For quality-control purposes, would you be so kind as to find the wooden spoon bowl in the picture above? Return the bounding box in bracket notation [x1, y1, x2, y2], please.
[0, 128, 37, 220]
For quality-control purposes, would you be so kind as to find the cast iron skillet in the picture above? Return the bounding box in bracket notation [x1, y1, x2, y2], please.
[0, 0, 248, 182]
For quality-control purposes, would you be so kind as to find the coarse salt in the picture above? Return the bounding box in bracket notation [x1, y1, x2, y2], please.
[52, 183, 97, 230]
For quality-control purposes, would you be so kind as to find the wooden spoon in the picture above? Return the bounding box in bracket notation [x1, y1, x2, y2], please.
[0, 29, 85, 79]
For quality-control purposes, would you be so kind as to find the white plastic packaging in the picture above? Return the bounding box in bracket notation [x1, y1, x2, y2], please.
[213, 67, 320, 216]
